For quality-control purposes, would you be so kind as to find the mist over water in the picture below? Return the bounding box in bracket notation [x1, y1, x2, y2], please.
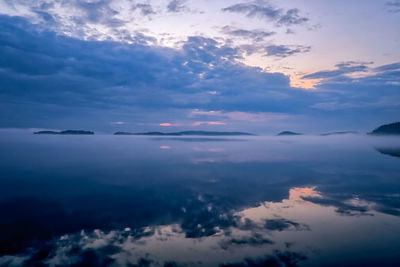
[0, 130, 399, 266]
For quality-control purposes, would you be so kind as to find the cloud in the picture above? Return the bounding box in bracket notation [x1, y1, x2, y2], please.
[167, 0, 187, 13]
[1, 15, 305, 130]
[265, 44, 311, 58]
[221, 26, 275, 42]
[308, 62, 400, 114]
[303, 61, 372, 80]
[74, 0, 126, 26]
[286, 28, 295, 34]
[0, 0, 156, 42]
[160, 123, 173, 126]
[5, 0, 125, 27]
[374, 62, 400, 72]
[385, 0, 400, 12]
[222, 1, 309, 26]
[303, 61, 400, 97]
[0, 14, 399, 131]
[192, 121, 226, 126]
[190, 110, 290, 123]
[132, 3, 156, 16]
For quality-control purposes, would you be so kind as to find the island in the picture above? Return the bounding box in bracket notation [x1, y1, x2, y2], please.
[277, 131, 302, 136]
[114, 131, 254, 136]
[34, 130, 94, 135]
[320, 131, 359, 136]
[369, 122, 400, 135]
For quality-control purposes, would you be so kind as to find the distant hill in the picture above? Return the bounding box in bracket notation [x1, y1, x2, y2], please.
[369, 122, 400, 135]
[34, 130, 94, 135]
[320, 131, 359, 136]
[277, 131, 301, 136]
[34, 130, 59, 134]
[114, 132, 137, 135]
[114, 131, 254, 136]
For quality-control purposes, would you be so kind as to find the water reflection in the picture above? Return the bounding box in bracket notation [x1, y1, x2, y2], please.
[0, 130, 399, 266]
[150, 137, 246, 142]
[375, 147, 400, 158]
[2, 187, 399, 266]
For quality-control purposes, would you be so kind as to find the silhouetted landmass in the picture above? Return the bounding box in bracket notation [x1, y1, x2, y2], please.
[33, 130, 59, 134]
[320, 131, 359, 136]
[114, 131, 253, 136]
[369, 122, 400, 135]
[375, 147, 400, 158]
[277, 131, 301, 136]
[114, 131, 136, 135]
[34, 130, 94, 135]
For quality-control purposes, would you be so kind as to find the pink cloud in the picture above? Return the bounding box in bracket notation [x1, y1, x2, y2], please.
[159, 123, 182, 127]
[111, 121, 125, 125]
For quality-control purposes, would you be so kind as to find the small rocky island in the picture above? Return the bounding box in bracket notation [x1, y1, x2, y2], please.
[320, 131, 359, 136]
[34, 130, 94, 135]
[277, 131, 301, 136]
[114, 131, 253, 136]
[369, 122, 400, 135]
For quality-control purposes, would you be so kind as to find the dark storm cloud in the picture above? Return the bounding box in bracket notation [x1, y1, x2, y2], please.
[265, 44, 311, 58]
[222, 1, 309, 26]
[167, 0, 187, 13]
[221, 26, 275, 41]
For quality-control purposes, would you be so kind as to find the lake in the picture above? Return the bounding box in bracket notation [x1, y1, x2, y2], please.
[0, 130, 399, 267]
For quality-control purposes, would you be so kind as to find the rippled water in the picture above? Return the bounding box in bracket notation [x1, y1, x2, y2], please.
[0, 130, 399, 266]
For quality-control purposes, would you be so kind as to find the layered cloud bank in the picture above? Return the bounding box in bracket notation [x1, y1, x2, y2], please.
[0, 1, 399, 132]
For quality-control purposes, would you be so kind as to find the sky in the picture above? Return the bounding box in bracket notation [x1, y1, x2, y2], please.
[0, 0, 399, 134]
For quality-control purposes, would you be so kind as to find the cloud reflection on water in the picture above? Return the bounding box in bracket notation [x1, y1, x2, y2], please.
[2, 187, 400, 267]
[0, 132, 400, 266]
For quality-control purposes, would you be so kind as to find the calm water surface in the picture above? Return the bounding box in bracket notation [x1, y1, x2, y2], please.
[0, 130, 400, 266]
